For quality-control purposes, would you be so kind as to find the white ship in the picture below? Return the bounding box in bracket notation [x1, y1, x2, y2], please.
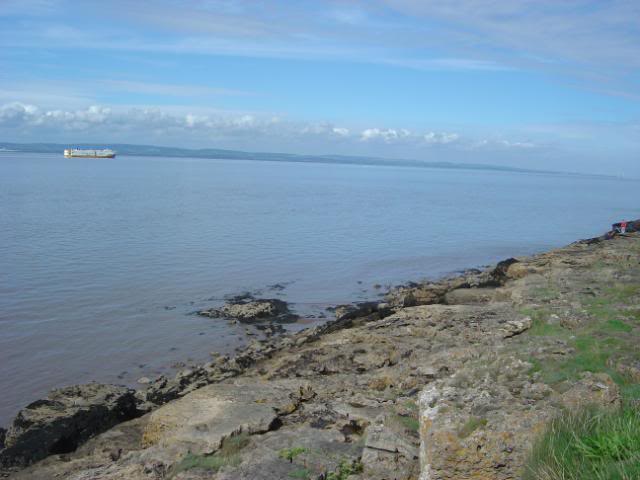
[63, 148, 116, 158]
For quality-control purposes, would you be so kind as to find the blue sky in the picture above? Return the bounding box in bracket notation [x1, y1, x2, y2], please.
[0, 0, 639, 176]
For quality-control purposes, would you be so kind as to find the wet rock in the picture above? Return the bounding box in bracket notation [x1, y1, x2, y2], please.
[0, 383, 141, 469]
[487, 258, 520, 286]
[199, 298, 297, 323]
[137, 377, 151, 385]
[385, 273, 478, 309]
[334, 301, 388, 322]
[145, 375, 181, 405]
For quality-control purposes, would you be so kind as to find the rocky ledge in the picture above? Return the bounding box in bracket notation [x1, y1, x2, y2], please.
[199, 297, 298, 323]
[0, 384, 142, 471]
[2, 226, 640, 479]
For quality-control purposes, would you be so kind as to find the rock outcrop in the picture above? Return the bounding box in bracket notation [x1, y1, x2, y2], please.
[141, 380, 309, 457]
[0, 383, 141, 469]
[199, 298, 297, 323]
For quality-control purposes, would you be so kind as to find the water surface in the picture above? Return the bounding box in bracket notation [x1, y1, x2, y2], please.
[1, 152, 637, 424]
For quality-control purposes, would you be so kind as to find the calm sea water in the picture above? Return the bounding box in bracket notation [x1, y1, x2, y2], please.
[0, 152, 637, 424]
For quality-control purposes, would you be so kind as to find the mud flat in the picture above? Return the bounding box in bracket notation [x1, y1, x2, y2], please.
[2, 228, 640, 479]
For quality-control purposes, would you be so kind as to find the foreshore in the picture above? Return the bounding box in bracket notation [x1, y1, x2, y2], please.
[2, 227, 640, 479]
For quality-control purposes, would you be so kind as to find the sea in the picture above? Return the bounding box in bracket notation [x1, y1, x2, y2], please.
[1, 152, 638, 425]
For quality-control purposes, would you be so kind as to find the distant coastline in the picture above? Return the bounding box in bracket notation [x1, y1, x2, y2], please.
[0, 141, 614, 179]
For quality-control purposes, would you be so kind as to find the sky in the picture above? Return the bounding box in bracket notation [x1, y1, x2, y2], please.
[0, 0, 639, 176]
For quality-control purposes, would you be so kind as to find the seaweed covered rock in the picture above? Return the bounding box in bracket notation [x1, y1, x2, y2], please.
[0, 383, 141, 469]
[199, 298, 296, 323]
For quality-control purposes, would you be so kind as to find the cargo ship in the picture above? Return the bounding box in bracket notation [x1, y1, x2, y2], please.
[63, 148, 116, 158]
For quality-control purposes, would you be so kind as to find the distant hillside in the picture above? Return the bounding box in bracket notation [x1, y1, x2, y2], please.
[0, 141, 553, 175]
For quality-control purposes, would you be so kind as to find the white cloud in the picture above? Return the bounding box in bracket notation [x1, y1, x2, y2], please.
[0, 102, 546, 156]
[299, 122, 350, 138]
[500, 140, 535, 149]
[424, 131, 459, 144]
[360, 128, 411, 143]
[360, 128, 462, 146]
[0, 103, 476, 152]
[0, 102, 353, 145]
[471, 138, 537, 150]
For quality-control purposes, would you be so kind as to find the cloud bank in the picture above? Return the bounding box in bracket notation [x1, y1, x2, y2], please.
[0, 102, 536, 152]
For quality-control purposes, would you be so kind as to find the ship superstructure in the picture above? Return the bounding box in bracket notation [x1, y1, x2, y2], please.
[63, 148, 116, 158]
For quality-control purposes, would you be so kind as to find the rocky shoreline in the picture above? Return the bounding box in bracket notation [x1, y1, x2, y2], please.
[2, 226, 640, 479]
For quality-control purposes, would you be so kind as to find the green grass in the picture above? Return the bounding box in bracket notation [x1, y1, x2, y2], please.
[526, 282, 640, 403]
[532, 284, 561, 302]
[534, 333, 622, 388]
[397, 415, 420, 432]
[326, 459, 363, 480]
[457, 417, 488, 438]
[604, 285, 640, 303]
[403, 399, 418, 412]
[392, 401, 420, 433]
[627, 309, 640, 322]
[522, 273, 640, 479]
[524, 405, 640, 480]
[170, 432, 249, 477]
[289, 467, 311, 479]
[171, 454, 239, 475]
[279, 446, 308, 463]
[604, 320, 633, 333]
[520, 307, 568, 337]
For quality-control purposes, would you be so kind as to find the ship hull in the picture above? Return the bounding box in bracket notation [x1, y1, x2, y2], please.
[63, 154, 116, 158]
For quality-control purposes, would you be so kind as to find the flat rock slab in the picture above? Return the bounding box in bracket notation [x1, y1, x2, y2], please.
[10, 380, 311, 479]
[444, 288, 496, 305]
[141, 379, 306, 458]
[213, 426, 361, 480]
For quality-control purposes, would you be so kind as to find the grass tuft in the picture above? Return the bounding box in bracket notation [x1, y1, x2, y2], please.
[457, 417, 487, 438]
[604, 319, 633, 333]
[289, 467, 311, 479]
[520, 307, 568, 337]
[397, 415, 420, 432]
[279, 446, 308, 463]
[170, 432, 249, 477]
[326, 459, 363, 480]
[524, 405, 640, 480]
